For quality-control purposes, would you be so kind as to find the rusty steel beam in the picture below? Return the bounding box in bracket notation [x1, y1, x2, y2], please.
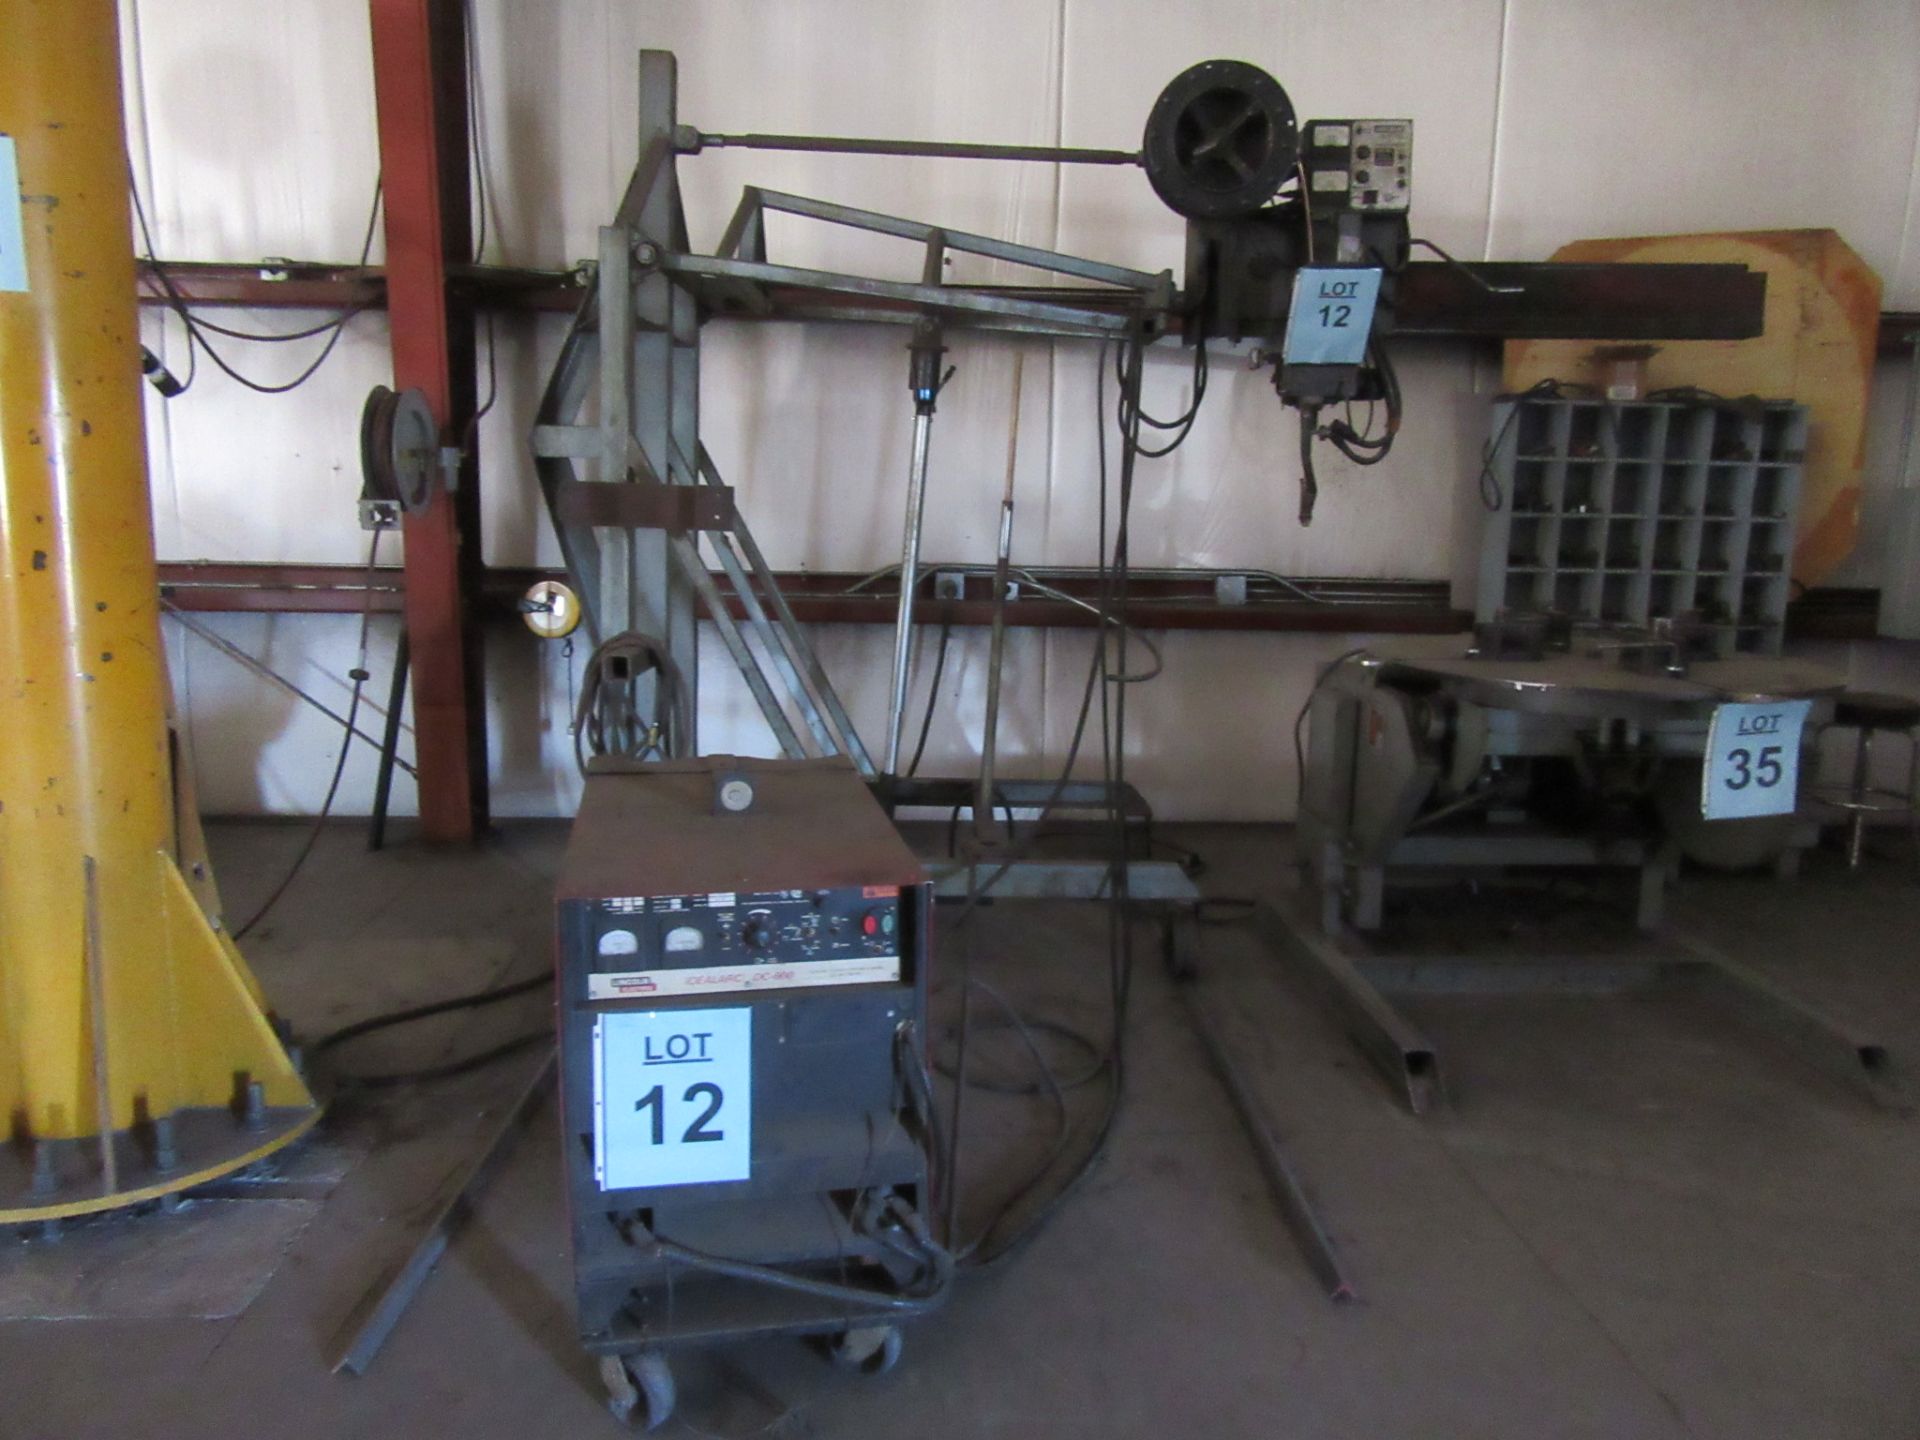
[135, 257, 1795, 343]
[158, 562, 406, 614]
[134, 259, 584, 314]
[1392, 261, 1769, 340]
[368, 0, 486, 842]
[1882, 313, 1920, 353]
[155, 560, 1470, 634]
[155, 560, 1886, 640]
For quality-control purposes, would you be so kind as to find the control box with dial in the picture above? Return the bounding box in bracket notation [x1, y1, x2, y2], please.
[1304, 118, 1412, 214]
[585, 884, 908, 1000]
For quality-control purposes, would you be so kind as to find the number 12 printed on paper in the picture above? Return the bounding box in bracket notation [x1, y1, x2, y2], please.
[594, 1006, 752, 1190]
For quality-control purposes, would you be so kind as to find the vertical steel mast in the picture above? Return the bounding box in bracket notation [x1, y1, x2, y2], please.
[0, 0, 317, 1222]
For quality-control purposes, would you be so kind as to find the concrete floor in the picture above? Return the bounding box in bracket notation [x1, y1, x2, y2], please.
[5, 820, 1919, 1440]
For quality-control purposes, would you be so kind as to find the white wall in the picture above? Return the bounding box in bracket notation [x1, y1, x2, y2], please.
[123, 0, 1920, 821]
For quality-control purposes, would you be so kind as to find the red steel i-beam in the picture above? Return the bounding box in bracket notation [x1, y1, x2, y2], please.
[368, 0, 487, 842]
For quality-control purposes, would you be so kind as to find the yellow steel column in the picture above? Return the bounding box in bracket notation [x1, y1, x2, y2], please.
[0, 0, 317, 1221]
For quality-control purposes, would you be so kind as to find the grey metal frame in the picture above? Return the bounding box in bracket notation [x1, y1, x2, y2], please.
[531, 52, 1177, 773]
[1257, 891, 1899, 1117]
[532, 53, 873, 770]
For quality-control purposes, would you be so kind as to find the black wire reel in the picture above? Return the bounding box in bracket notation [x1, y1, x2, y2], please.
[1142, 59, 1299, 220]
[358, 385, 444, 530]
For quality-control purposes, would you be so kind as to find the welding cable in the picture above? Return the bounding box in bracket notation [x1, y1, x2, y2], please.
[572, 630, 691, 772]
[1290, 645, 1372, 824]
[1295, 160, 1317, 265]
[904, 619, 952, 779]
[931, 398, 1118, 1261]
[318, 1028, 550, 1091]
[939, 984, 1075, 1264]
[232, 526, 388, 940]
[1477, 377, 1605, 511]
[938, 324, 1181, 1268]
[932, 987, 1105, 1097]
[1321, 340, 1402, 465]
[1112, 332, 1209, 458]
[130, 173, 385, 397]
[954, 324, 1161, 1270]
[308, 971, 552, 1091]
[895, 1021, 947, 1217]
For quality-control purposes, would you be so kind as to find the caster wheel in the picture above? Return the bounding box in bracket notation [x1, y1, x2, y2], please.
[825, 1324, 902, 1376]
[600, 1350, 675, 1431]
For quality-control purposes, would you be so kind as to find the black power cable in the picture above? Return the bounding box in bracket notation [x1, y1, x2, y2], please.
[905, 619, 953, 779]
[312, 972, 551, 1091]
[572, 631, 692, 772]
[943, 320, 1175, 1269]
[232, 525, 389, 940]
[130, 173, 385, 397]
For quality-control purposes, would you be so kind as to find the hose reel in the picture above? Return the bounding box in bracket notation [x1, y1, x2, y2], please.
[358, 385, 445, 530]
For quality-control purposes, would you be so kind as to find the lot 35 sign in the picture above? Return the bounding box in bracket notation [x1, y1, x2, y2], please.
[1701, 699, 1813, 821]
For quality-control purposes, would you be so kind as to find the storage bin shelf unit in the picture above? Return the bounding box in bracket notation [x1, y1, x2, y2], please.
[1477, 397, 1805, 656]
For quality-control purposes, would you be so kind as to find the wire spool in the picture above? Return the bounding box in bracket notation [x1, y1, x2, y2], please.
[358, 385, 440, 518]
[1142, 59, 1299, 220]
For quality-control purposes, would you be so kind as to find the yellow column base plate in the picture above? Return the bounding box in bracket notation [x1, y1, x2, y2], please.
[0, 1104, 322, 1224]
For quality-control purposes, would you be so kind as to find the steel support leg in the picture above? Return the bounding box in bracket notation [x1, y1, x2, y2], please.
[331, 1049, 557, 1375]
[1668, 934, 1904, 1109]
[1256, 899, 1443, 1115]
[1180, 980, 1355, 1300]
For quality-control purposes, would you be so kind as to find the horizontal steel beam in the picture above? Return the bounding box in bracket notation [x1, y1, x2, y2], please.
[925, 858, 1200, 902]
[1393, 261, 1768, 340]
[153, 562, 1885, 641]
[688, 131, 1142, 167]
[137, 259, 587, 314]
[134, 258, 1837, 345]
[156, 561, 1471, 633]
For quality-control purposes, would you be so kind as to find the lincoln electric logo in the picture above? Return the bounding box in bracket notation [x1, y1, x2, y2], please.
[613, 975, 658, 994]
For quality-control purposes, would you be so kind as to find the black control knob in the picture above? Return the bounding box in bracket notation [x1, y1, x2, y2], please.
[742, 916, 774, 951]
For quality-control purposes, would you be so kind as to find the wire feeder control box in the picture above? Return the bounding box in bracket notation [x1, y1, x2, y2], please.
[1305, 118, 1412, 214]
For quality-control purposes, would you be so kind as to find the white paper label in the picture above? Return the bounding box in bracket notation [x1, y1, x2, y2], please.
[0, 138, 29, 293]
[1701, 699, 1812, 820]
[594, 1007, 751, 1189]
[588, 954, 901, 1000]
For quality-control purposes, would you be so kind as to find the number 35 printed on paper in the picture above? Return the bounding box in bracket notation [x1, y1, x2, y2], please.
[593, 1007, 752, 1189]
[1701, 699, 1813, 821]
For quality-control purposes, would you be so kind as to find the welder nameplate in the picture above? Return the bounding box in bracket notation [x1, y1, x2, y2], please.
[594, 1007, 752, 1189]
[0, 138, 28, 293]
[1282, 267, 1381, 366]
[1701, 699, 1811, 820]
[589, 955, 900, 1000]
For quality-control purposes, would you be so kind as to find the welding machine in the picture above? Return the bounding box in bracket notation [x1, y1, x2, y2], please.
[555, 756, 948, 1430]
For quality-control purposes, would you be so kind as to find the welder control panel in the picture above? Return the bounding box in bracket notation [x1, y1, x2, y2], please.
[585, 884, 905, 1001]
[1305, 118, 1412, 214]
